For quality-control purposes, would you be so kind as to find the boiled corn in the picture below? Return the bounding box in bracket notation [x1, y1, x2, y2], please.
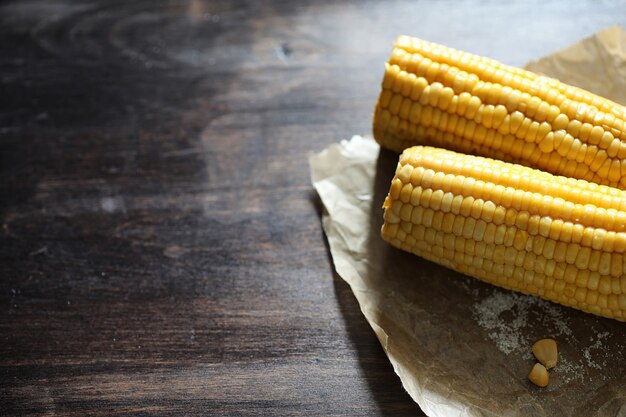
[373, 36, 626, 188]
[381, 146, 626, 321]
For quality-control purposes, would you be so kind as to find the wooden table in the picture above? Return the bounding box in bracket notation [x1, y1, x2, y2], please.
[2, 1, 624, 415]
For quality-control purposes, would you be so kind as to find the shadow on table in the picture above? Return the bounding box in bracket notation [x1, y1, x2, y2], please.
[312, 147, 426, 416]
[332, 273, 426, 417]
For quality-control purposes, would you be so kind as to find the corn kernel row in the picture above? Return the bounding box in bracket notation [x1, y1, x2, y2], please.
[395, 36, 626, 124]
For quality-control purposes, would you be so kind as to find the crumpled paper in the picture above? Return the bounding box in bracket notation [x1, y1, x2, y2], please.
[310, 26, 626, 417]
[525, 25, 626, 107]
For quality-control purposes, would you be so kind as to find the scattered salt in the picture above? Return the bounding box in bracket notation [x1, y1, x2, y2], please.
[582, 331, 609, 373]
[470, 287, 621, 384]
[471, 290, 571, 355]
[556, 356, 584, 384]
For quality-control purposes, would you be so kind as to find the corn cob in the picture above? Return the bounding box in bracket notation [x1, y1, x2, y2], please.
[373, 36, 626, 189]
[382, 146, 626, 321]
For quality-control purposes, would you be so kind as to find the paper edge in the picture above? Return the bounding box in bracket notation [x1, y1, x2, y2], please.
[311, 136, 477, 417]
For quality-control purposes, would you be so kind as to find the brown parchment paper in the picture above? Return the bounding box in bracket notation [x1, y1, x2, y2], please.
[310, 27, 626, 417]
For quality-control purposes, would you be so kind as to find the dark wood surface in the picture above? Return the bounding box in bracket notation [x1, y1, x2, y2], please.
[1, 1, 625, 415]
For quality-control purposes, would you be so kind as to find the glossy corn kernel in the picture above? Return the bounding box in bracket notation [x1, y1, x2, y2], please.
[374, 36, 626, 188]
[528, 363, 549, 388]
[532, 339, 558, 369]
[382, 146, 626, 321]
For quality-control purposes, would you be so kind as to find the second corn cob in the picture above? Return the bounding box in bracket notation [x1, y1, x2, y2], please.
[373, 36, 626, 188]
[382, 146, 626, 321]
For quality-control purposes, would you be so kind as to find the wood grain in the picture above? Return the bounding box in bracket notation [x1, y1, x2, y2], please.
[1, 0, 625, 415]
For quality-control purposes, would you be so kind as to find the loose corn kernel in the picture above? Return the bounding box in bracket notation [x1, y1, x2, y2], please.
[528, 363, 549, 388]
[532, 338, 558, 369]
